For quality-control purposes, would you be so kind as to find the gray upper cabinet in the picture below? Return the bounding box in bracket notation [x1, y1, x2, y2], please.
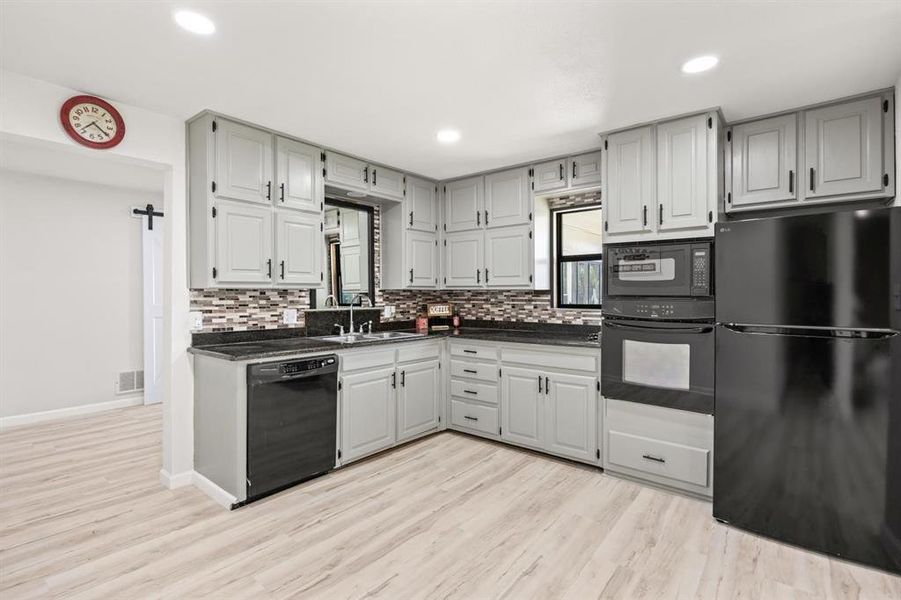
[532, 159, 568, 193]
[444, 230, 484, 288]
[570, 151, 603, 187]
[603, 126, 655, 237]
[276, 210, 321, 287]
[276, 137, 322, 213]
[214, 119, 273, 205]
[484, 224, 532, 288]
[730, 114, 797, 208]
[325, 151, 368, 192]
[804, 96, 884, 199]
[444, 176, 484, 232]
[214, 201, 273, 285]
[405, 230, 439, 288]
[484, 168, 531, 228]
[656, 114, 711, 232]
[369, 165, 405, 201]
[406, 176, 438, 232]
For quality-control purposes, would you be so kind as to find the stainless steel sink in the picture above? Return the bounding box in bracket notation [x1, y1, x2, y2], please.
[362, 331, 426, 340]
[317, 334, 368, 344]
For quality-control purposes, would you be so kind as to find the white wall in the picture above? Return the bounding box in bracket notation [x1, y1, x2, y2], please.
[0, 170, 161, 418]
[0, 69, 192, 486]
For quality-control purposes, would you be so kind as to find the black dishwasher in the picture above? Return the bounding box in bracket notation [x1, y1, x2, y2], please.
[246, 355, 338, 503]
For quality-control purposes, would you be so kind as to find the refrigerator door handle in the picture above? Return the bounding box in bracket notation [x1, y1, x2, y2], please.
[722, 323, 899, 339]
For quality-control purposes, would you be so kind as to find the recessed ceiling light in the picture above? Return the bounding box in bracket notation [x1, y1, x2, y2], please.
[437, 129, 461, 144]
[681, 55, 718, 74]
[174, 10, 216, 35]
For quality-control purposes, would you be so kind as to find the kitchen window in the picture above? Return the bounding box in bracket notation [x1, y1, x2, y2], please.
[554, 205, 603, 309]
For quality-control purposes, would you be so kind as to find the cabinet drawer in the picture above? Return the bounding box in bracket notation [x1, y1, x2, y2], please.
[340, 349, 396, 372]
[450, 399, 498, 435]
[502, 347, 598, 373]
[450, 359, 498, 382]
[449, 343, 498, 361]
[397, 342, 440, 364]
[450, 380, 498, 405]
[607, 430, 709, 488]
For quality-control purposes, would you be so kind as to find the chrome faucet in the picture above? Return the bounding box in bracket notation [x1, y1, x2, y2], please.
[350, 293, 373, 333]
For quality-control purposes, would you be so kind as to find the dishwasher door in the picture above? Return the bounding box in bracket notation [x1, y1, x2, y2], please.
[246, 356, 338, 501]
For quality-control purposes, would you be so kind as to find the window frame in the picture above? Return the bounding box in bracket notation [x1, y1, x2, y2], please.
[553, 203, 603, 309]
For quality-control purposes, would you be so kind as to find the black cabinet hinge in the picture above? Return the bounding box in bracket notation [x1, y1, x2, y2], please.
[884, 173, 890, 187]
[211, 181, 217, 193]
[604, 221, 608, 232]
[531, 181, 534, 191]
[438, 415, 441, 422]
[320, 151, 326, 162]
[322, 168, 327, 178]
[444, 277, 447, 284]
[211, 120, 217, 132]
[727, 192, 732, 204]
[884, 100, 890, 113]
[529, 230, 532, 239]
[338, 380, 343, 390]
[604, 139, 608, 150]
[320, 222, 323, 231]
[211, 206, 217, 218]
[596, 449, 600, 460]
[499, 427, 502, 436]
[529, 212, 533, 221]
[708, 211, 713, 223]
[338, 449, 342, 458]
[529, 274, 533, 282]
[726, 130, 732, 142]
[320, 272, 324, 281]
[443, 239, 447, 246]
[435, 240, 438, 246]
[707, 116, 713, 129]
[596, 380, 600, 391]
[443, 223, 447, 231]
[212, 267, 217, 278]
[443, 185, 447, 194]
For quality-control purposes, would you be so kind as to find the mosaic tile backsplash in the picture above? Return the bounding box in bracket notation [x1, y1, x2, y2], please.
[190, 190, 602, 332]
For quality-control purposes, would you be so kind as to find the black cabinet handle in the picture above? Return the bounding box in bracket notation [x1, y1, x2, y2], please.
[477, 211, 481, 226]
[642, 454, 666, 464]
[484, 210, 488, 225]
[391, 372, 396, 388]
[538, 376, 543, 393]
[485, 269, 489, 283]
[279, 260, 285, 279]
[409, 268, 414, 284]
[464, 415, 478, 421]
[279, 183, 285, 201]
[545, 376, 549, 393]
[463, 349, 477, 354]
[572, 161, 577, 179]
[266, 181, 271, 200]
[477, 269, 480, 284]
[559, 163, 564, 181]
[463, 369, 478, 374]
[809, 167, 815, 192]
[642, 205, 648, 227]
[463, 389, 478, 395]
[409, 211, 414, 226]
[658, 204, 663, 226]
[401, 370, 405, 387]
[788, 170, 794, 194]
[372, 168, 377, 186]
[266, 258, 272, 277]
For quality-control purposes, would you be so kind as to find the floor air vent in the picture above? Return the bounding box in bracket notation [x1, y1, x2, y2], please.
[117, 370, 145, 395]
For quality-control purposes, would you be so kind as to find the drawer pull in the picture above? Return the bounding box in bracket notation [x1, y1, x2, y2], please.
[463, 369, 478, 374]
[464, 415, 479, 421]
[463, 390, 478, 395]
[642, 454, 666, 464]
[463, 349, 478, 354]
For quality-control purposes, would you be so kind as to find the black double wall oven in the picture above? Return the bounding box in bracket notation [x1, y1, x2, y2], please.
[602, 240, 715, 414]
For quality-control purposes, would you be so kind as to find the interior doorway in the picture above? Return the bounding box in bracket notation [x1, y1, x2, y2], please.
[140, 207, 164, 405]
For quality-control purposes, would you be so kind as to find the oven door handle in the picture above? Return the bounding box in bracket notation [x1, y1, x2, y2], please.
[603, 322, 714, 335]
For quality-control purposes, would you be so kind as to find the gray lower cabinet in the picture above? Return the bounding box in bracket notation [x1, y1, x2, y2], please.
[500, 366, 544, 449]
[396, 359, 440, 442]
[341, 366, 397, 463]
[544, 372, 597, 463]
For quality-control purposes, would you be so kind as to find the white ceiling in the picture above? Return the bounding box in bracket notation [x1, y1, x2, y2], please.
[1, 1, 900, 180]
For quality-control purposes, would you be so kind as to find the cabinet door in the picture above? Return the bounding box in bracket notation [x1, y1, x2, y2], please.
[501, 366, 544, 449]
[657, 114, 710, 231]
[340, 211, 360, 245]
[369, 166, 405, 201]
[325, 151, 368, 192]
[532, 159, 568, 193]
[341, 367, 396, 462]
[276, 137, 322, 213]
[545, 372, 597, 462]
[397, 360, 440, 441]
[276, 211, 321, 286]
[215, 120, 273, 205]
[444, 176, 484, 232]
[406, 177, 438, 232]
[405, 231, 439, 288]
[214, 201, 273, 285]
[443, 230, 484, 288]
[804, 96, 883, 198]
[484, 224, 531, 288]
[570, 151, 603, 187]
[340, 245, 363, 291]
[604, 127, 654, 236]
[484, 168, 531, 228]
[730, 114, 797, 208]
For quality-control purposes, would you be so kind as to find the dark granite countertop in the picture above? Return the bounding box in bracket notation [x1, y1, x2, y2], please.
[189, 324, 600, 361]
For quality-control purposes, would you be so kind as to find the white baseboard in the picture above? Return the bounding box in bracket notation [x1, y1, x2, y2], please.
[0, 396, 144, 430]
[192, 471, 237, 508]
[159, 468, 193, 489]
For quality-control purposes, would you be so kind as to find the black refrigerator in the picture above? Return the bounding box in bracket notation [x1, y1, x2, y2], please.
[714, 206, 901, 575]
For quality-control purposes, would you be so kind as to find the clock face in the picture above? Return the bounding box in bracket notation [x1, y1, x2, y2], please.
[59, 95, 126, 149]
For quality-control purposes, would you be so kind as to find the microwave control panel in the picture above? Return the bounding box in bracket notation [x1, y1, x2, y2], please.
[690, 243, 711, 296]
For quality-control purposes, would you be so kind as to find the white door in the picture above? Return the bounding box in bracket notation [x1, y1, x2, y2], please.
[405, 231, 438, 288]
[406, 177, 438, 232]
[397, 360, 440, 441]
[484, 167, 531, 228]
[276, 210, 321, 286]
[657, 114, 710, 231]
[341, 367, 396, 462]
[340, 245, 363, 292]
[604, 127, 654, 236]
[570, 151, 603, 187]
[545, 372, 597, 462]
[444, 176, 484, 232]
[325, 151, 368, 192]
[340, 210, 360, 246]
[730, 114, 798, 208]
[142, 215, 163, 406]
[501, 366, 544, 449]
[804, 96, 884, 198]
[532, 159, 568, 193]
[214, 201, 273, 285]
[276, 137, 322, 213]
[443, 230, 484, 288]
[369, 165, 405, 201]
[484, 224, 531, 288]
[214, 119, 273, 204]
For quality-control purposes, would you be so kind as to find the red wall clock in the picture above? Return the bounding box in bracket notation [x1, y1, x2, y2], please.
[60, 95, 126, 149]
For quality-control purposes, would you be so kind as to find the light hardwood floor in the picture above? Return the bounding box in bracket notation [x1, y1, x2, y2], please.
[1, 405, 900, 600]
